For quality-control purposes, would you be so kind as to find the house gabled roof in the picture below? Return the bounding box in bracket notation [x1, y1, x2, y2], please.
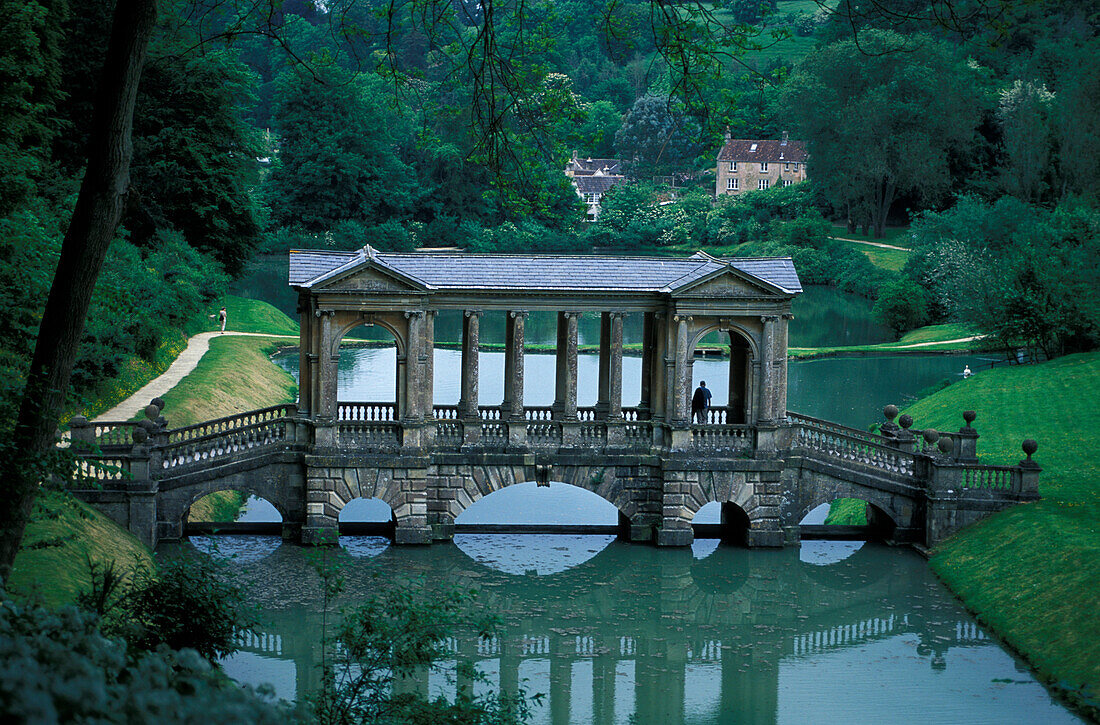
[566, 156, 624, 175]
[717, 138, 807, 164]
[289, 248, 802, 295]
[573, 175, 625, 194]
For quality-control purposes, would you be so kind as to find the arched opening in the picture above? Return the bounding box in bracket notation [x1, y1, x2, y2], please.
[800, 498, 897, 541]
[452, 481, 621, 575]
[185, 490, 283, 528]
[690, 328, 754, 425]
[339, 497, 394, 555]
[336, 323, 401, 417]
[690, 501, 751, 546]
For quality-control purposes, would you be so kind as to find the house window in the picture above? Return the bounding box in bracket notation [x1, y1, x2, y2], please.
[728, 161, 737, 171]
[727, 178, 738, 190]
[792, 162, 799, 172]
[760, 162, 769, 172]
[784, 162, 790, 172]
[758, 179, 769, 190]
[583, 192, 599, 204]
[783, 179, 793, 187]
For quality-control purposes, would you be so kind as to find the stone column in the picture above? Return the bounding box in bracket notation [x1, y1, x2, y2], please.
[459, 311, 481, 418]
[758, 315, 779, 424]
[403, 311, 423, 421]
[554, 312, 579, 420]
[314, 309, 338, 447]
[596, 312, 612, 418]
[504, 311, 527, 446]
[297, 292, 313, 416]
[421, 310, 435, 418]
[608, 312, 624, 420]
[672, 314, 691, 425]
[460, 311, 481, 446]
[639, 311, 655, 418]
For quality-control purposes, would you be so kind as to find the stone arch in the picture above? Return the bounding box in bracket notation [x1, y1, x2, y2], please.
[686, 321, 759, 360]
[166, 479, 294, 533]
[330, 313, 407, 359]
[792, 489, 904, 541]
[437, 463, 640, 525]
[325, 467, 410, 523]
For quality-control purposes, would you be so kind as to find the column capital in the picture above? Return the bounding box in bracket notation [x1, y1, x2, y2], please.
[782, 313, 795, 320]
[561, 311, 581, 320]
[404, 310, 424, 319]
[760, 314, 780, 323]
[314, 308, 335, 318]
[464, 309, 482, 318]
[509, 310, 529, 319]
[607, 310, 625, 320]
[673, 314, 692, 323]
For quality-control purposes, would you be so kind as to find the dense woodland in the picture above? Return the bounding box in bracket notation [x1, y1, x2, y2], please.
[0, 0, 1099, 718]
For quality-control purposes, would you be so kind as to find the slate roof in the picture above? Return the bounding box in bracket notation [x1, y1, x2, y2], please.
[567, 157, 623, 175]
[574, 175, 625, 194]
[289, 249, 802, 295]
[717, 139, 807, 163]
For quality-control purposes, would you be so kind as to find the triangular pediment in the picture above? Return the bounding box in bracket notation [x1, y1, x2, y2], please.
[671, 265, 785, 298]
[313, 259, 426, 292]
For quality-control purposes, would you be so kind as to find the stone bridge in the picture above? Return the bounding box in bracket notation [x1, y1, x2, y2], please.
[68, 248, 1040, 548]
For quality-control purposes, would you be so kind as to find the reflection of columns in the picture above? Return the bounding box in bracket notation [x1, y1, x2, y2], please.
[639, 311, 655, 418]
[459, 311, 481, 418]
[720, 644, 779, 725]
[503, 311, 527, 419]
[672, 314, 691, 425]
[554, 312, 579, 420]
[499, 636, 520, 698]
[592, 647, 615, 724]
[759, 315, 778, 424]
[636, 639, 686, 725]
[550, 639, 571, 725]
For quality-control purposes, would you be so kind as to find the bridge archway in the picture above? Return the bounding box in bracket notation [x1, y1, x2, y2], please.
[333, 320, 403, 417]
[796, 497, 899, 542]
[689, 501, 752, 546]
[168, 480, 296, 534]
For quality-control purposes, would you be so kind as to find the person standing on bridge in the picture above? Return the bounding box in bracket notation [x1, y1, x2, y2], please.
[691, 381, 712, 424]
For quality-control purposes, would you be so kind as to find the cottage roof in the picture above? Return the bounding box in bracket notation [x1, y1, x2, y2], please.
[566, 157, 624, 175]
[573, 175, 624, 194]
[717, 138, 807, 163]
[289, 249, 802, 295]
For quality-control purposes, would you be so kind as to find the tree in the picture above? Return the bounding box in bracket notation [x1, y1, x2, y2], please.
[873, 279, 928, 339]
[997, 79, 1055, 204]
[0, 0, 158, 577]
[614, 95, 702, 179]
[267, 62, 417, 232]
[781, 31, 986, 237]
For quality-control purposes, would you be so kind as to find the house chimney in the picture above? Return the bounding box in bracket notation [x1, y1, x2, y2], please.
[781, 130, 789, 146]
[572, 149, 578, 162]
[724, 126, 732, 142]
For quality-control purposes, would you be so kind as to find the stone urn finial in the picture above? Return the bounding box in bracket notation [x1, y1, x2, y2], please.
[132, 426, 149, 444]
[922, 428, 939, 444]
[898, 414, 913, 429]
[144, 404, 160, 421]
[884, 404, 898, 422]
[937, 436, 954, 456]
[962, 410, 976, 428]
[1021, 439, 1038, 466]
[151, 397, 166, 411]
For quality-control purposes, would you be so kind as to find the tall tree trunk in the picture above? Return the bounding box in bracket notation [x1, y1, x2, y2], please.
[0, 0, 158, 577]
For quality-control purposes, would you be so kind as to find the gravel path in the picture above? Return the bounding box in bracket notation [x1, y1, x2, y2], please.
[94, 331, 296, 423]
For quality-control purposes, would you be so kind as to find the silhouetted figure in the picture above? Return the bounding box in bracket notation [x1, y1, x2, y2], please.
[691, 381, 712, 424]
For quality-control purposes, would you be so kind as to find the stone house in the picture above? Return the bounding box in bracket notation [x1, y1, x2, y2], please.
[565, 151, 626, 221]
[715, 131, 807, 197]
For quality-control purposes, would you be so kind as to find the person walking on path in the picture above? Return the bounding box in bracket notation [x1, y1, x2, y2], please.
[691, 381, 712, 424]
[210, 306, 227, 333]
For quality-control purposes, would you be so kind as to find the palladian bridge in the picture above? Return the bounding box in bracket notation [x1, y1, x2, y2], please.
[69, 248, 1041, 549]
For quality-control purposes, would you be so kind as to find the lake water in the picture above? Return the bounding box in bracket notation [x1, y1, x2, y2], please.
[184, 535, 1081, 723]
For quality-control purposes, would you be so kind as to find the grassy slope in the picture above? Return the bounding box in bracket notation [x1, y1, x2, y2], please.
[10, 298, 299, 608]
[188, 490, 248, 523]
[155, 335, 297, 427]
[9, 492, 154, 608]
[832, 238, 910, 271]
[903, 352, 1100, 707]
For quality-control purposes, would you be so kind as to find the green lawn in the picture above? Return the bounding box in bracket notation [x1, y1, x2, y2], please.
[903, 352, 1100, 714]
[832, 238, 911, 271]
[155, 335, 297, 427]
[828, 223, 912, 247]
[223, 294, 299, 336]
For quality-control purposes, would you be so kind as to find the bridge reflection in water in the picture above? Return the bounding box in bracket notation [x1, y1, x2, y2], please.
[201, 536, 1077, 724]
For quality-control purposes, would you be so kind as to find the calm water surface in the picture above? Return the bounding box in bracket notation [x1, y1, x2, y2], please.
[187, 535, 1080, 724]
